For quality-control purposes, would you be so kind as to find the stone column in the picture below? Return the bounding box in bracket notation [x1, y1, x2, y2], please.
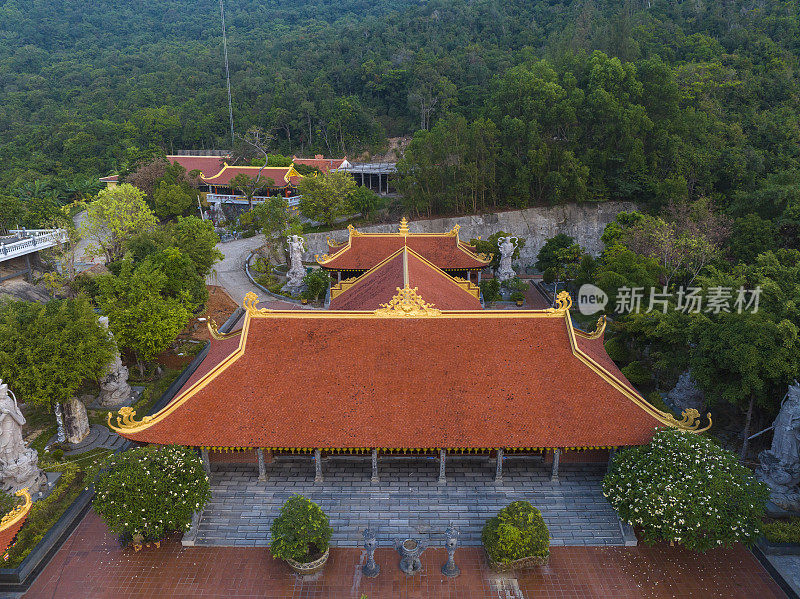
[314, 449, 323, 483]
[371, 449, 379, 483]
[477, 271, 482, 283]
[550, 448, 560, 482]
[438, 449, 446, 484]
[201, 448, 211, 477]
[256, 448, 267, 482]
[495, 449, 504, 484]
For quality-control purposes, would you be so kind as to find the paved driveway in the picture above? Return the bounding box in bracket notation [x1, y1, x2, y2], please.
[209, 235, 266, 306]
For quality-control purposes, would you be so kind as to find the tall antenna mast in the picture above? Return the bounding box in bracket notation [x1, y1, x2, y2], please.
[219, 0, 235, 147]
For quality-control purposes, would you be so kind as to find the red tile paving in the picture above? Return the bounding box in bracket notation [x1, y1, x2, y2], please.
[24, 511, 785, 599]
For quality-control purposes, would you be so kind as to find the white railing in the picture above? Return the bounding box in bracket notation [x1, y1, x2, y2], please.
[207, 193, 302, 208]
[1, 229, 67, 262]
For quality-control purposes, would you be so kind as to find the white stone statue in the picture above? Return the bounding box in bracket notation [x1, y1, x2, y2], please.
[496, 236, 519, 282]
[758, 382, 800, 510]
[0, 380, 46, 493]
[97, 316, 132, 407]
[285, 234, 307, 294]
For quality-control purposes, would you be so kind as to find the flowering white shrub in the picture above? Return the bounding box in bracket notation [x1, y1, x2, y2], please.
[94, 445, 211, 544]
[603, 428, 768, 551]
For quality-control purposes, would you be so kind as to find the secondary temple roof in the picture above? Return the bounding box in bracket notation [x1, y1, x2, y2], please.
[110, 292, 709, 450]
[316, 219, 492, 271]
[329, 246, 482, 310]
[201, 165, 302, 187]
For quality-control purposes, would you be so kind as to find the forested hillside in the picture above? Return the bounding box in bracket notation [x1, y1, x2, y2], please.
[0, 0, 799, 221]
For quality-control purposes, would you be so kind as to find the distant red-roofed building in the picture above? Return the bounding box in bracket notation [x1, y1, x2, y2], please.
[292, 155, 352, 173]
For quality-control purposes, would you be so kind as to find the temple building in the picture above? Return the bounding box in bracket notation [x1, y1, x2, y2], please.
[328, 246, 482, 310]
[317, 219, 491, 283]
[292, 155, 351, 172]
[99, 154, 229, 189]
[110, 220, 710, 482]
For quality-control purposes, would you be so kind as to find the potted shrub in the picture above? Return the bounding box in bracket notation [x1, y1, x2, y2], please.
[511, 291, 525, 306]
[93, 445, 211, 550]
[270, 495, 333, 575]
[482, 501, 550, 571]
[603, 428, 768, 551]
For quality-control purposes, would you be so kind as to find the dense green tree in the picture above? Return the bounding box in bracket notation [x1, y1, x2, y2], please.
[297, 170, 356, 227]
[0, 297, 115, 411]
[96, 259, 193, 376]
[84, 184, 158, 263]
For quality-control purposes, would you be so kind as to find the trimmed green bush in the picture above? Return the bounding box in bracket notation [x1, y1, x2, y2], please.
[503, 277, 528, 292]
[603, 429, 768, 551]
[510, 291, 525, 302]
[762, 519, 800, 544]
[270, 495, 332, 562]
[94, 445, 211, 544]
[481, 501, 549, 565]
[302, 269, 331, 302]
[479, 279, 502, 303]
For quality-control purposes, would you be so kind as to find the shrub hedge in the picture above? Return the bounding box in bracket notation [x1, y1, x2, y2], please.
[481, 501, 550, 565]
[603, 428, 768, 551]
[93, 445, 210, 544]
[269, 495, 332, 562]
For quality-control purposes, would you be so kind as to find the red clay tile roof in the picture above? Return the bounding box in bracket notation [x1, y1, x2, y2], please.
[330, 248, 482, 310]
[117, 308, 666, 450]
[166, 155, 228, 178]
[201, 165, 301, 187]
[98, 175, 118, 183]
[292, 156, 347, 173]
[318, 227, 490, 271]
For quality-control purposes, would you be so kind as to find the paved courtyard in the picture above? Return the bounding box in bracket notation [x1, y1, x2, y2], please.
[24, 510, 785, 599]
[194, 457, 626, 548]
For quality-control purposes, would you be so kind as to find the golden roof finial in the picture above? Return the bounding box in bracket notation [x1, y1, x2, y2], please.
[399, 217, 410, 236]
[374, 286, 441, 317]
[551, 291, 573, 313]
[243, 292, 260, 315]
[207, 318, 242, 341]
[107, 407, 152, 432]
[584, 315, 607, 339]
[662, 408, 713, 433]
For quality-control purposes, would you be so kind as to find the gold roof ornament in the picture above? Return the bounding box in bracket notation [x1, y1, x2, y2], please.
[0, 488, 31, 531]
[348, 224, 363, 237]
[446, 224, 461, 237]
[207, 318, 242, 341]
[584, 315, 607, 339]
[399, 217, 410, 236]
[374, 286, 442, 317]
[663, 408, 713, 432]
[107, 406, 152, 431]
[327, 236, 347, 248]
[551, 291, 573, 313]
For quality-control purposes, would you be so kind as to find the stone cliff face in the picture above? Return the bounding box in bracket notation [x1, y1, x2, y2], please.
[303, 202, 637, 269]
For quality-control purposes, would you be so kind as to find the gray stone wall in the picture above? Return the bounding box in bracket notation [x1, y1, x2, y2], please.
[303, 202, 637, 269]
